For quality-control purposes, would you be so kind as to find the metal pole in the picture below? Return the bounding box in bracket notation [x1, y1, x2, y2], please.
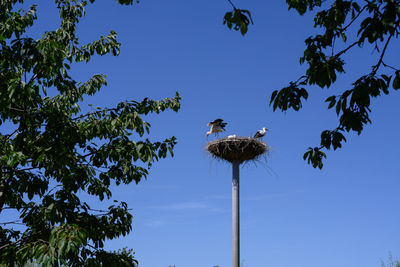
[232, 160, 240, 267]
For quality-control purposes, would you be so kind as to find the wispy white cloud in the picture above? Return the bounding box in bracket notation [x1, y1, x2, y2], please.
[206, 190, 306, 201]
[162, 201, 208, 210]
[205, 194, 231, 200]
[142, 220, 168, 228]
[145, 190, 307, 213]
[147, 201, 208, 211]
[147, 201, 229, 213]
[242, 193, 291, 201]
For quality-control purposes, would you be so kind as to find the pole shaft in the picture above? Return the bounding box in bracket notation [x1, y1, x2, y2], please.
[232, 161, 240, 267]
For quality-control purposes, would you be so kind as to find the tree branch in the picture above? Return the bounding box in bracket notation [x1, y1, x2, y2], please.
[71, 106, 119, 121]
[0, 230, 44, 251]
[293, 75, 308, 85]
[341, 4, 368, 32]
[14, 166, 40, 172]
[333, 39, 360, 59]
[226, 0, 237, 10]
[382, 61, 399, 71]
[4, 128, 19, 140]
[8, 107, 25, 112]
[0, 220, 23, 225]
[27, 73, 38, 85]
[371, 29, 395, 76]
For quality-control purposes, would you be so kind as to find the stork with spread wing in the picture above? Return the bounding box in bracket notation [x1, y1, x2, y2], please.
[206, 118, 227, 138]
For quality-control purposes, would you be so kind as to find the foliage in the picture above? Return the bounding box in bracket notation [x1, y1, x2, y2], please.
[0, 0, 180, 266]
[223, 0, 253, 36]
[268, 0, 400, 168]
[381, 252, 400, 267]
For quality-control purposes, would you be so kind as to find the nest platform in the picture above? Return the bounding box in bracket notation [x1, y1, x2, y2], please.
[206, 137, 267, 163]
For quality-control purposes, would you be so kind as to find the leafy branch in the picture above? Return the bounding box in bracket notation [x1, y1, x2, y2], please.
[223, 0, 253, 36]
[269, 0, 400, 168]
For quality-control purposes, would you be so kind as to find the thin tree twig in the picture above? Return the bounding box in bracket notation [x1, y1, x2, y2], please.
[371, 32, 394, 76]
[333, 40, 360, 59]
[293, 75, 308, 85]
[341, 5, 368, 32]
[8, 107, 25, 112]
[226, 0, 237, 10]
[382, 61, 399, 71]
[4, 128, 19, 140]
[1, 206, 18, 210]
[0, 230, 44, 251]
[0, 220, 24, 225]
[71, 106, 119, 121]
[27, 73, 38, 85]
[14, 166, 40, 172]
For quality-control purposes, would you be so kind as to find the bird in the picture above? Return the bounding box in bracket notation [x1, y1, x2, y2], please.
[254, 127, 268, 139]
[207, 118, 227, 128]
[206, 118, 227, 138]
[227, 134, 237, 139]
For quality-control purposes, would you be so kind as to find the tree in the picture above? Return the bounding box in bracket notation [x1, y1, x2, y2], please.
[0, 0, 180, 266]
[381, 252, 400, 267]
[267, 0, 400, 168]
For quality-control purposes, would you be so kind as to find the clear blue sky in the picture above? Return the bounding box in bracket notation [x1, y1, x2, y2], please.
[14, 0, 400, 266]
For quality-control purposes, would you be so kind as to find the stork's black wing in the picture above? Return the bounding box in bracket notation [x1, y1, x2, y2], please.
[212, 118, 224, 124]
[254, 131, 262, 138]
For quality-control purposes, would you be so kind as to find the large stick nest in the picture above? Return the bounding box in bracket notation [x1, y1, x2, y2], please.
[206, 137, 268, 163]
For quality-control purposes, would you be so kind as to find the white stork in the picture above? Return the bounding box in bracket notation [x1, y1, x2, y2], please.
[206, 118, 227, 138]
[254, 127, 268, 139]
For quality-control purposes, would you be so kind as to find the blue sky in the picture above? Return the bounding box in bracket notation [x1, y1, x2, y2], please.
[11, 0, 400, 266]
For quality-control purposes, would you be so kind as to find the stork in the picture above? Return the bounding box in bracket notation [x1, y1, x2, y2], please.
[254, 127, 268, 139]
[206, 118, 227, 138]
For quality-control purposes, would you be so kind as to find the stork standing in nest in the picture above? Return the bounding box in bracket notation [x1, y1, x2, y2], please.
[254, 127, 268, 139]
[206, 118, 227, 139]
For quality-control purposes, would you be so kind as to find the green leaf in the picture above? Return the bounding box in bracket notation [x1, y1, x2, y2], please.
[326, 95, 336, 109]
[335, 99, 342, 115]
[270, 90, 278, 104]
[393, 73, 400, 89]
[341, 31, 347, 42]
